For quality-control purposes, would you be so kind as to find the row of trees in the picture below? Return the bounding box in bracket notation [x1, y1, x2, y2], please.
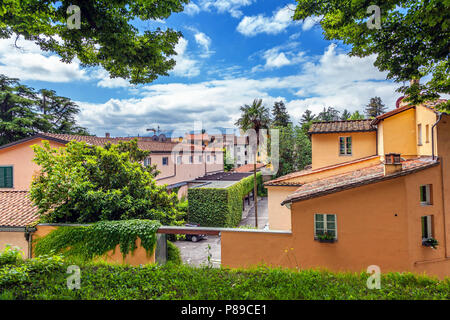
[0, 75, 89, 146]
[236, 96, 388, 179]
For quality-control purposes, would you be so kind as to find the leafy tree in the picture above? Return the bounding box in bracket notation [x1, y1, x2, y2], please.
[365, 97, 387, 118]
[293, 0, 450, 111]
[341, 109, 351, 120]
[274, 124, 312, 178]
[0, 74, 88, 146]
[223, 147, 235, 172]
[1, 0, 189, 85]
[317, 107, 340, 121]
[349, 110, 365, 120]
[235, 98, 271, 228]
[30, 139, 183, 225]
[271, 101, 291, 127]
[299, 109, 316, 134]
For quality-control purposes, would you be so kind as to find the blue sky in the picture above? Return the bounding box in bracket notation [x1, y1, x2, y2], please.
[0, 0, 404, 137]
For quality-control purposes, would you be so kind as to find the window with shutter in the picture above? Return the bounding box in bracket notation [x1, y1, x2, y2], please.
[0, 166, 13, 188]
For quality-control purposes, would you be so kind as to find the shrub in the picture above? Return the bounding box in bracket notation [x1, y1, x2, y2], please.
[188, 173, 263, 227]
[34, 220, 161, 262]
[167, 241, 182, 265]
[0, 245, 23, 266]
[0, 258, 449, 300]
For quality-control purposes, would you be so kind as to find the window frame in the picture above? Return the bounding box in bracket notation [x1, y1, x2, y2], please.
[421, 215, 433, 239]
[162, 157, 169, 166]
[425, 124, 430, 143]
[0, 166, 13, 188]
[314, 214, 338, 240]
[339, 136, 352, 156]
[177, 156, 182, 165]
[420, 184, 432, 206]
[417, 123, 423, 145]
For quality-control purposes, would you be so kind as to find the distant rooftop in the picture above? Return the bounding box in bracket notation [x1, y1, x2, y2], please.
[309, 119, 375, 134]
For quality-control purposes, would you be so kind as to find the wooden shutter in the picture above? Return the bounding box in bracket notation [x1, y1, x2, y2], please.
[0, 166, 13, 188]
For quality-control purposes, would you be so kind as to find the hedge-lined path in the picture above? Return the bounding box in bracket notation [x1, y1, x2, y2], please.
[173, 235, 221, 268]
[239, 196, 268, 229]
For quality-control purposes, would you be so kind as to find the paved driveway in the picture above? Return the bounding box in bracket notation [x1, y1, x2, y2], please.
[174, 197, 268, 267]
[173, 235, 221, 268]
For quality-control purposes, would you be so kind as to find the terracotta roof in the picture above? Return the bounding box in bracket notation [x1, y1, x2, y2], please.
[372, 99, 447, 125]
[281, 157, 438, 205]
[265, 155, 380, 186]
[0, 191, 39, 227]
[38, 133, 179, 153]
[233, 163, 266, 173]
[309, 120, 375, 134]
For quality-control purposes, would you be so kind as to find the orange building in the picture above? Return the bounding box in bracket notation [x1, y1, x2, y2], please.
[221, 100, 450, 279]
[0, 132, 224, 255]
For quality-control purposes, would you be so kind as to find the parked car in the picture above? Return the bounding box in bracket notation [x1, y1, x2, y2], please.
[185, 223, 207, 242]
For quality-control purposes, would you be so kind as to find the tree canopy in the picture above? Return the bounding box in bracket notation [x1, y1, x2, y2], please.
[1, 0, 189, 84]
[30, 139, 183, 225]
[0, 74, 88, 146]
[271, 101, 291, 127]
[365, 97, 387, 118]
[294, 0, 449, 111]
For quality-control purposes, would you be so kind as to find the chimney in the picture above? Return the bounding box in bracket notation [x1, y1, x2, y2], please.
[384, 153, 402, 175]
[105, 132, 110, 138]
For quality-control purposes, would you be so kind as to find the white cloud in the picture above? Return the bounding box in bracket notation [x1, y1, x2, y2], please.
[92, 69, 131, 88]
[197, 0, 255, 18]
[171, 38, 201, 77]
[236, 5, 297, 36]
[77, 44, 401, 137]
[0, 36, 88, 82]
[194, 31, 213, 57]
[184, 3, 201, 15]
[251, 43, 306, 72]
[302, 16, 323, 31]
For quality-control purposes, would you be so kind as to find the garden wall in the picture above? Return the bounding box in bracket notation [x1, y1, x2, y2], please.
[32, 224, 155, 266]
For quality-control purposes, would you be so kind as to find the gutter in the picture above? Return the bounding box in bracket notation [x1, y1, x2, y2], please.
[431, 112, 443, 160]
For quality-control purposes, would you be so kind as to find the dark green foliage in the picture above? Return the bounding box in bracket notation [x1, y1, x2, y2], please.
[30, 140, 183, 225]
[317, 107, 340, 121]
[1, 1, 189, 85]
[188, 174, 261, 227]
[273, 124, 312, 178]
[365, 97, 387, 118]
[167, 241, 182, 265]
[271, 101, 291, 127]
[0, 254, 449, 300]
[293, 0, 450, 111]
[0, 245, 23, 266]
[0, 74, 88, 146]
[34, 220, 161, 261]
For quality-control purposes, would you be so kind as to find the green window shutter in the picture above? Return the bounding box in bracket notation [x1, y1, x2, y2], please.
[0, 167, 13, 188]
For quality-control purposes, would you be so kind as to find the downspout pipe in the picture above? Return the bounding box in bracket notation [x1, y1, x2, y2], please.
[432, 112, 443, 160]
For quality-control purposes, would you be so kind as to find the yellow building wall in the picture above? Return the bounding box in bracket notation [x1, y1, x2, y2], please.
[415, 105, 438, 156]
[0, 138, 66, 191]
[0, 231, 29, 258]
[267, 186, 298, 230]
[381, 108, 417, 157]
[311, 132, 377, 169]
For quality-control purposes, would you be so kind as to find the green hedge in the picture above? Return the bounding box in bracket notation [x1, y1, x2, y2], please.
[188, 173, 262, 227]
[0, 254, 449, 300]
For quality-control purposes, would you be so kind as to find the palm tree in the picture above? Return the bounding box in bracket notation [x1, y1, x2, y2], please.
[235, 98, 271, 228]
